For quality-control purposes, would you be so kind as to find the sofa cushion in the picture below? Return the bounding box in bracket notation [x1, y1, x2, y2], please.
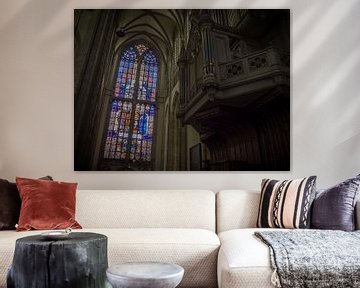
[218, 228, 279, 288]
[103, 228, 219, 288]
[76, 190, 216, 231]
[257, 177, 317, 229]
[311, 174, 360, 231]
[16, 177, 82, 231]
[0, 228, 220, 288]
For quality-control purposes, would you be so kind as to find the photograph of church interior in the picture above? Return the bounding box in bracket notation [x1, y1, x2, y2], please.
[75, 9, 290, 171]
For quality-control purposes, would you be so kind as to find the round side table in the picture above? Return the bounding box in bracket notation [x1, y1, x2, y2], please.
[106, 262, 184, 288]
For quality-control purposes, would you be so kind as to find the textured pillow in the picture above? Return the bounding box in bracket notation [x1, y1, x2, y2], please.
[16, 177, 82, 231]
[257, 176, 317, 229]
[0, 179, 20, 230]
[0, 176, 52, 230]
[311, 174, 360, 231]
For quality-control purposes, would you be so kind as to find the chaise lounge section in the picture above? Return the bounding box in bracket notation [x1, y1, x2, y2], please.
[216, 189, 360, 288]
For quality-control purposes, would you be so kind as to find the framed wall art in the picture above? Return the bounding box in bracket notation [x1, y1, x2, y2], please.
[74, 9, 290, 171]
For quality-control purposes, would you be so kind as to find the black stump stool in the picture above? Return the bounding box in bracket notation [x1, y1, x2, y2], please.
[7, 232, 108, 288]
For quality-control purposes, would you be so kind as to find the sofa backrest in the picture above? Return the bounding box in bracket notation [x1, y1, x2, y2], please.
[217, 190, 360, 233]
[76, 190, 216, 231]
[216, 190, 260, 233]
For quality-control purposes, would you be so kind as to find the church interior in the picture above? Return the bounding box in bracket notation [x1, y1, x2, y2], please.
[74, 9, 290, 171]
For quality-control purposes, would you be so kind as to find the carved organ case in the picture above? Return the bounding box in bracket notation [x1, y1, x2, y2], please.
[178, 10, 290, 171]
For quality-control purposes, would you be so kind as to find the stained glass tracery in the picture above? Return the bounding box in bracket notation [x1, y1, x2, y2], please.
[104, 43, 158, 163]
[114, 47, 138, 99]
[136, 44, 148, 55]
[138, 50, 158, 102]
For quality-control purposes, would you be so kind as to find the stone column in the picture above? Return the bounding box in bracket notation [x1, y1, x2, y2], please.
[177, 42, 188, 109]
[74, 10, 117, 170]
[199, 15, 216, 85]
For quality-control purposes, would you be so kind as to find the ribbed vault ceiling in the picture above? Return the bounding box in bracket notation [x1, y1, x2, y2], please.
[115, 9, 186, 61]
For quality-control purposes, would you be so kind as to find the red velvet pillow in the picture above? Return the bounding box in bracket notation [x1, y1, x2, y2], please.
[0, 176, 53, 230]
[16, 177, 82, 231]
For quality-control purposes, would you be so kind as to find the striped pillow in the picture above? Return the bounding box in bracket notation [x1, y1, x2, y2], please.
[257, 176, 317, 229]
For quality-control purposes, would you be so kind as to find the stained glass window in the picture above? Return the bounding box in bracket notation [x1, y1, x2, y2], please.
[104, 43, 158, 164]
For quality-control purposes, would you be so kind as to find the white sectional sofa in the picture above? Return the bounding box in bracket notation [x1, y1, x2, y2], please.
[1, 189, 359, 288]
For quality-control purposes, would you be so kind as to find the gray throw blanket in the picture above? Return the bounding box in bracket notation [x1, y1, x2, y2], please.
[255, 230, 360, 288]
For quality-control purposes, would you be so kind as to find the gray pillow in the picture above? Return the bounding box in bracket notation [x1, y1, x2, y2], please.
[311, 174, 360, 231]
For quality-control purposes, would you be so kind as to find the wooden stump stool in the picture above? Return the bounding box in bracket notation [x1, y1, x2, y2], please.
[7, 232, 108, 288]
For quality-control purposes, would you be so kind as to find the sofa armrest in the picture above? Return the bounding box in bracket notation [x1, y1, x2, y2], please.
[356, 201, 360, 230]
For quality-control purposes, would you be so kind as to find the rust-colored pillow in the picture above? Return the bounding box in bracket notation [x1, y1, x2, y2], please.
[0, 176, 53, 230]
[16, 177, 82, 231]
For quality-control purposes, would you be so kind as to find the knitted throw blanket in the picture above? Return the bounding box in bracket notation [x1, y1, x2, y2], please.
[255, 230, 360, 288]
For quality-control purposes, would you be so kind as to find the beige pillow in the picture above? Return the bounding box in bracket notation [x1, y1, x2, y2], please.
[257, 176, 317, 229]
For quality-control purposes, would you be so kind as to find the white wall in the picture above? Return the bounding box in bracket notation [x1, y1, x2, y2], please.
[0, 0, 359, 191]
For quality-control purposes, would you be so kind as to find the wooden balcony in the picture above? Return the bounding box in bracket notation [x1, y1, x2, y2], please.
[179, 46, 289, 124]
